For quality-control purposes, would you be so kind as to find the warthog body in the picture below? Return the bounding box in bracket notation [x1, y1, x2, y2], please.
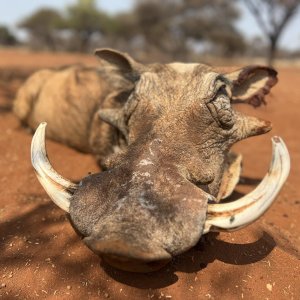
[20, 49, 290, 273]
[14, 62, 132, 162]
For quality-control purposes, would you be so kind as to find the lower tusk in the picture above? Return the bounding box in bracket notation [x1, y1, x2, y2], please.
[31, 122, 77, 212]
[204, 136, 290, 234]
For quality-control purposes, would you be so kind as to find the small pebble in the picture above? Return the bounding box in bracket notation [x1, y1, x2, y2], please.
[266, 283, 273, 291]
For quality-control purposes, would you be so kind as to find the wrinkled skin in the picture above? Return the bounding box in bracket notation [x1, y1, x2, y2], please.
[17, 49, 278, 272]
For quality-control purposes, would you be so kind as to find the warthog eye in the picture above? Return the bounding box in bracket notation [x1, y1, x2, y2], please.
[207, 86, 234, 129]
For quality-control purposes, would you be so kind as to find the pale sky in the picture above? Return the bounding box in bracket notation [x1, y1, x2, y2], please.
[1, 0, 300, 51]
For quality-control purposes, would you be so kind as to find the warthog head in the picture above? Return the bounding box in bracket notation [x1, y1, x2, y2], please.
[31, 49, 290, 272]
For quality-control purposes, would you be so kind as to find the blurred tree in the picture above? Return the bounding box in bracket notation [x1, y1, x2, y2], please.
[114, 0, 245, 61]
[60, 0, 118, 52]
[133, 0, 182, 59]
[243, 0, 300, 65]
[18, 8, 63, 51]
[0, 25, 18, 46]
[179, 0, 245, 57]
[246, 36, 268, 57]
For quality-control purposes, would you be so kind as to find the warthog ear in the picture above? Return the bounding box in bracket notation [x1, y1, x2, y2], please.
[94, 48, 144, 81]
[225, 66, 278, 107]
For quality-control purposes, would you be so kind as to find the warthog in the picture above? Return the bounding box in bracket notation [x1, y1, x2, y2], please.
[22, 49, 290, 272]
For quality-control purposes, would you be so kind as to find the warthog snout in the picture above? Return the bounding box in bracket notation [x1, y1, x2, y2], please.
[68, 138, 212, 272]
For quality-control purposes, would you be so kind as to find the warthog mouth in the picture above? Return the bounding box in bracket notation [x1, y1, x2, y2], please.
[31, 122, 290, 272]
[83, 238, 172, 272]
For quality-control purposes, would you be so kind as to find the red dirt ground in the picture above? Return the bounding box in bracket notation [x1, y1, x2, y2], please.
[0, 49, 299, 299]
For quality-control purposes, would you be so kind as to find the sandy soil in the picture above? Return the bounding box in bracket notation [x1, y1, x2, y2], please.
[0, 49, 299, 299]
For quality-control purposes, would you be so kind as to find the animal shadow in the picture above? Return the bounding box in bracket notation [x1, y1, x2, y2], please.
[239, 176, 262, 186]
[102, 231, 276, 289]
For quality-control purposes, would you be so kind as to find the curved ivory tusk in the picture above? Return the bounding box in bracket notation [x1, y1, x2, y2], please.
[204, 136, 290, 234]
[31, 122, 77, 212]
